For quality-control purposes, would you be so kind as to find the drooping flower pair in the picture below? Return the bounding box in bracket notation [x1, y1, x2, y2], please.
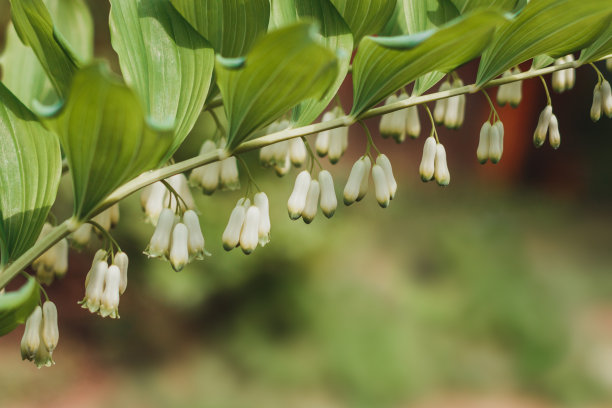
[379, 92, 421, 142]
[434, 78, 466, 129]
[315, 109, 349, 164]
[190, 139, 240, 194]
[552, 55, 576, 93]
[533, 105, 561, 149]
[223, 192, 271, 254]
[496, 68, 523, 107]
[287, 170, 337, 223]
[477, 121, 505, 164]
[79, 250, 128, 318]
[590, 80, 612, 122]
[420, 137, 450, 186]
[344, 154, 397, 208]
[21, 301, 59, 368]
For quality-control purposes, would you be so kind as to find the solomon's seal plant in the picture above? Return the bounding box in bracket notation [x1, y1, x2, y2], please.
[1, 0, 612, 367]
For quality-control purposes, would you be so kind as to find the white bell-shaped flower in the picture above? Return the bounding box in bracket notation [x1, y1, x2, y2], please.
[489, 121, 504, 164]
[220, 156, 240, 191]
[376, 154, 397, 199]
[302, 180, 320, 224]
[419, 136, 437, 181]
[356, 156, 371, 202]
[433, 80, 451, 124]
[223, 199, 248, 251]
[41, 301, 59, 352]
[85, 249, 108, 288]
[549, 114, 561, 149]
[509, 68, 523, 107]
[564, 55, 576, 90]
[318, 170, 337, 218]
[434, 144, 450, 186]
[146, 208, 176, 258]
[272, 140, 290, 166]
[21, 306, 42, 361]
[259, 144, 276, 167]
[406, 105, 421, 140]
[144, 181, 169, 225]
[372, 164, 390, 208]
[240, 205, 261, 254]
[80, 260, 108, 313]
[169, 223, 190, 271]
[288, 170, 312, 219]
[141, 184, 152, 210]
[328, 126, 348, 164]
[100, 265, 121, 318]
[552, 59, 567, 93]
[591, 83, 602, 122]
[534, 105, 553, 147]
[344, 157, 367, 205]
[71, 223, 92, 247]
[477, 122, 491, 164]
[444, 79, 465, 129]
[274, 153, 291, 177]
[316, 111, 336, 157]
[289, 138, 307, 167]
[601, 80, 612, 118]
[191, 140, 220, 194]
[34, 340, 54, 368]
[496, 71, 512, 106]
[53, 239, 69, 279]
[114, 251, 129, 295]
[456, 90, 466, 129]
[254, 192, 271, 246]
[380, 94, 407, 142]
[182, 210, 207, 260]
[167, 173, 196, 211]
[379, 94, 399, 139]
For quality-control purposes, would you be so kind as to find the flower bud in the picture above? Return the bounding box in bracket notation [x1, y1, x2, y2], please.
[406, 105, 421, 140]
[289, 138, 307, 167]
[288, 170, 312, 219]
[357, 155, 371, 202]
[433, 81, 451, 124]
[183, 210, 207, 260]
[71, 223, 92, 247]
[509, 68, 523, 107]
[114, 251, 129, 295]
[240, 206, 261, 254]
[376, 154, 397, 199]
[302, 180, 320, 224]
[169, 223, 189, 272]
[100, 265, 121, 318]
[110, 204, 120, 228]
[552, 59, 567, 93]
[223, 199, 247, 251]
[220, 156, 240, 191]
[254, 192, 271, 246]
[144, 182, 169, 225]
[372, 164, 390, 208]
[434, 144, 450, 186]
[456, 82, 466, 129]
[21, 306, 42, 361]
[534, 105, 553, 148]
[607, 58, 612, 72]
[318, 170, 337, 218]
[80, 260, 108, 313]
[419, 136, 437, 182]
[344, 158, 367, 205]
[41, 301, 59, 352]
[146, 208, 176, 258]
[444, 94, 459, 129]
[191, 140, 220, 194]
[328, 127, 348, 164]
[489, 121, 504, 164]
[601, 80, 612, 118]
[591, 83, 602, 122]
[549, 114, 561, 149]
[477, 122, 491, 164]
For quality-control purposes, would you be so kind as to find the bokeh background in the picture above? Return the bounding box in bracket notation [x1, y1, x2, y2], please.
[1, 2, 612, 407]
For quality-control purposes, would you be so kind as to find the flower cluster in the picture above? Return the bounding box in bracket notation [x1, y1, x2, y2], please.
[141, 174, 196, 225]
[379, 92, 421, 142]
[32, 223, 68, 285]
[259, 120, 308, 175]
[21, 301, 59, 368]
[190, 139, 240, 194]
[434, 78, 466, 129]
[222, 192, 271, 254]
[315, 109, 349, 163]
[533, 105, 561, 149]
[552, 55, 576, 93]
[477, 121, 505, 164]
[287, 170, 337, 223]
[72, 204, 120, 247]
[590, 80, 612, 122]
[420, 136, 450, 186]
[79, 250, 128, 318]
[496, 68, 523, 107]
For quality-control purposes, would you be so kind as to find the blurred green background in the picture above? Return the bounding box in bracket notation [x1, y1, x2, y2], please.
[1, 2, 612, 407]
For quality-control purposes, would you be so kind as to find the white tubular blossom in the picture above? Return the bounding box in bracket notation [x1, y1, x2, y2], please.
[53, 239, 69, 278]
[433, 80, 451, 124]
[601, 80, 612, 118]
[552, 59, 567, 93]
[169, 223, 189, 272]
[564, 55, 576, 90]
[288, 170, 312, 220]
[140, 184, 152, 209]
[419, 136, 437, 182]
[302, 180, 320, 224]
[259, 144, 276, 166]
[110, 204, 120, 228]
[477, 122, 491, 164]
[509, 67, 523, 107]
[489, 121, 504, 164]
[289, 138, 307, 167]
[85, 249, 108, 288]
[100, 265, 121, 318]
[344, 158, 367, 205]
[81, 260, 108, 313]
[549, 114, 561, 149]
[379, 94, 399, 139]
[272, 140, 290, 165]
[534, 105, 553, 148]
[496, 71, 512, 106]
[71, 223, 92, 247]
[183, 210, 206, 260]
[191, 140, 220, 194]
[406, 105, 421, 140]
[318, 170, 337, 218]
[21, 306, 42, 361]
[254, 192, 271, 247]
[356, 155, 371, 202]
[223, 199, 247, 251]
[114, 251, 129, 295]
[220, 156, 240, 191]
[434, 144, 451, 186]
[372, 164, 390, 208]
[240, 206, 260, 254]
[167, 173, 195, 210]
[443, 92, 460, 129]
[144, 181, 169, 225]
[92, 209, 111, 233]
[328, 126, 348, 164]
[316, 111, 336, 157]
[591, 83, 602, 122]
[146, 208, 176, 258]
[456, 82, 467, 128]
[41, 301, 59, 352]
[376, 154, 397, 199]
[274, 154, 291, 177]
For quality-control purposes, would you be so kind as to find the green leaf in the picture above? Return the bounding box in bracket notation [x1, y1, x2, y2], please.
[46, 0, 94, 62]
[0, 275, 39, 336]
[110, 0, 215, 161]
[329, 0, 397, 45]
[531, 54, 556, 70]
[170, 0, 270, 57]
[579, 24, 612, 64]
[216, 22, 339, 150]
[270, 0, 353, 126]
[0, 81, 62, 262]
[451, 0, 523, 13]
[351, 10, 505, 116]
[476, 0, 612, 86]
[8, 0, 82, 98]
[42, 64, 174, 219]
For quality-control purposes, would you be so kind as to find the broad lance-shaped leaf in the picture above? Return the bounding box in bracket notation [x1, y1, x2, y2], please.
[450, 0, 524, 13]
[42, 64, 174, 219]
[579, 24, 612, 64]
[1, 0, 93, 109]
[476, 0, 612, 86]
[329, 0, 396, 46]
[0, 275, 39, 336]
[270, 0, 352, 126]
[0, 81, 61, 262]
[216, 22, 339, 150]
[170, 0, 270, 57]
[110, 0, 214, 161]
[8, 0, 83, 98]
[351, 10, 505, 117]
